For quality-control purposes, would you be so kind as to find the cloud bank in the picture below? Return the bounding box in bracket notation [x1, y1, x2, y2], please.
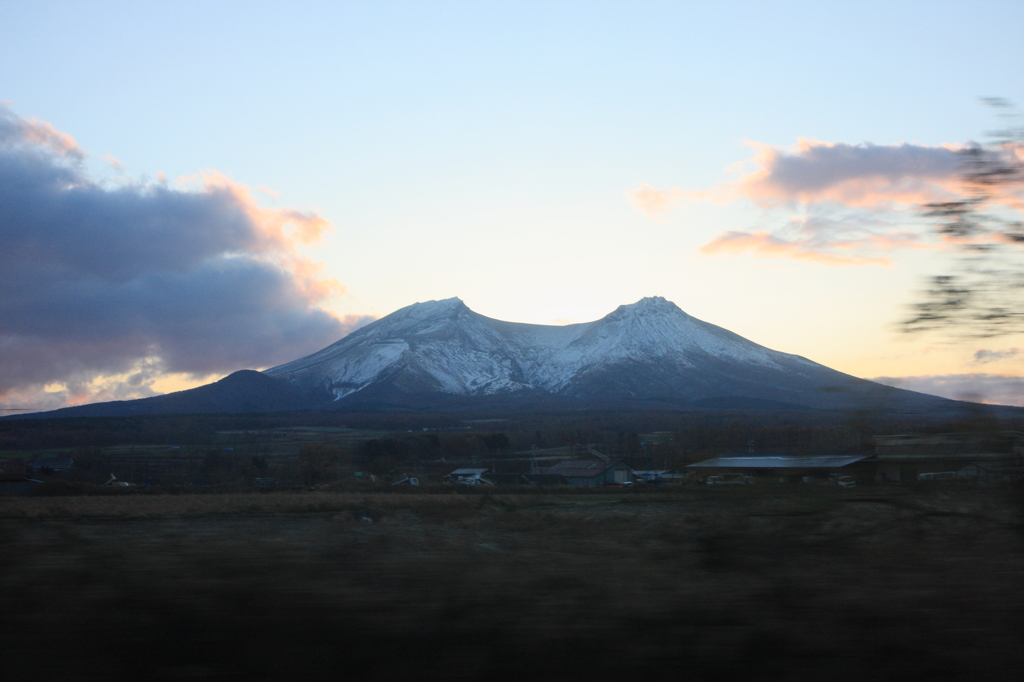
[871, 373, 1024, 407]
[730, 140, 964, 208]
[630, 139, 979, 265]
[699, 214, 928, 267]
[0, 105, 370, 410]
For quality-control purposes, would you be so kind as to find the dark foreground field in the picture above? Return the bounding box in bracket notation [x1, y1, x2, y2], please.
[3, 487, 1023, 681]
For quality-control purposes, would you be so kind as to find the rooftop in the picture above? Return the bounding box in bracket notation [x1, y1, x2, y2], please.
[687, 454, 873, 469]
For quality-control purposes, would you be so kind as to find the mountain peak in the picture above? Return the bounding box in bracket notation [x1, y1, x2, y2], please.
[406, 297, 465, 312]
[610, 296, 686, 319]
[426, 296, 465, 307]
[389, 297, 468, 322]
[264, 293, 811, 402]
[631, 296, 676, 310]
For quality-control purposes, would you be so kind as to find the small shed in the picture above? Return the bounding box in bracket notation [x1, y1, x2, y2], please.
[448, 468, 492, 485]
[450, 468, 489, 477]
[391, 473, 419, 486]
[545, 460, 633, 486]
[955, 462, 1019, 484]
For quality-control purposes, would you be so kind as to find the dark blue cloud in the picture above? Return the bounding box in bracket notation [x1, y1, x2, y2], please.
[0, 105, 367, 403]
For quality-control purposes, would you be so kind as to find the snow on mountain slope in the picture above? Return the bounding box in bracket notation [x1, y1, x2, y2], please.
[264, 296, 823, 402]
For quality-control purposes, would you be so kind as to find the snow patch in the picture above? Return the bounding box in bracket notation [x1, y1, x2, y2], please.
[265, 297, 822, 398]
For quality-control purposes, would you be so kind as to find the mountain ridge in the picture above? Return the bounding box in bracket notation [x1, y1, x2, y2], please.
[262, 296, 954, 414]
[265, 296, 818, 400]
[7, 296, 986, 418]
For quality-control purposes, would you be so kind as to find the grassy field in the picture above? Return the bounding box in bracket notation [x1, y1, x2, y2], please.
[2, 486, 1023, 681]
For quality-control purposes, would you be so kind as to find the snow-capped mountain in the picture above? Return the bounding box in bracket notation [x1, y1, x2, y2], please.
[15, 295, 975, 419]
[262, 296, 932, 411]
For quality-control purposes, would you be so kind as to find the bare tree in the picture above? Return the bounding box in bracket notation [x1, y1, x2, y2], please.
[903, 99, 1024, 339]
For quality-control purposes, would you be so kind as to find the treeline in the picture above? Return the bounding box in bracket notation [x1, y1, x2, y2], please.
[14, 405, 1024, 489]
[4, 406, 1019, 455]
[0, 411, 464, 451]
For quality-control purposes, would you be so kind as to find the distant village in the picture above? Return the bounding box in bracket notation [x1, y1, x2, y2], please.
[425, 430, 1024, 489]
[4, 430, 1023, 494]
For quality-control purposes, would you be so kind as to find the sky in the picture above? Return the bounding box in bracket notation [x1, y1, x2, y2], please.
[2, 0, 1023, 410]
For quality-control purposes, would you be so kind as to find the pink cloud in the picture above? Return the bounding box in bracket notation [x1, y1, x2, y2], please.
[0, 106, 83, 159]
[627, 183, 716, 219]
[181, 171, 343, 304]
[698, 208, 934, 266]
[733, 139, 965, 208]
[629, 137, 1024, 266]
[700, 230, 894, 266]
[630, 139, 969, 216]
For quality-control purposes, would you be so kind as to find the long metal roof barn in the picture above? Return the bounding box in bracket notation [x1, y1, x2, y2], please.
[687, 455, 873, 469]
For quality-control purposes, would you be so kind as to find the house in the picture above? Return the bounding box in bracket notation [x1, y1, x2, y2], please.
[686, 454, 874, 482]
[447, 468, 493, 485]
[874, 432, 1024, 483]
[954, 462, 1018, 484]
[544, 460, 634, 486]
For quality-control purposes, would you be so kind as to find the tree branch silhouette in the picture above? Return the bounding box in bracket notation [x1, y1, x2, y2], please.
[902, 99, 1024, 339]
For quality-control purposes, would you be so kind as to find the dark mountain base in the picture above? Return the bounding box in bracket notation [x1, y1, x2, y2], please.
[11, 297, 1014, 421]
[9, 358, 1021, 425]
[11, 371, 329, 420]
